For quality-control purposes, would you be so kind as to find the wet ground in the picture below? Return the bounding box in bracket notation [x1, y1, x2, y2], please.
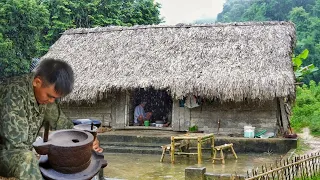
[103, 152, 283, 180]
[297, 128, 320, 155]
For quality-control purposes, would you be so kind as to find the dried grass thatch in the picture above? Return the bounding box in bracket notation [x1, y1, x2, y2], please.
[42, 21, 296, 103]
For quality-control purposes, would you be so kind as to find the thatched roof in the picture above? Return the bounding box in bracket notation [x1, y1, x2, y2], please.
[42, 21, 296, 103]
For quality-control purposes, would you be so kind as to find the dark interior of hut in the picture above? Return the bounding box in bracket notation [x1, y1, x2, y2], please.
[129, 88, 173, 126]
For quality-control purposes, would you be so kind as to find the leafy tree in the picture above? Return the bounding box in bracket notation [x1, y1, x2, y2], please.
[242, 1, 268, 21]
[128, 0, 162, 25]
[289, 7, 311, 41]
[0, 0, 49, 78]
[0, 0, 162, 79]
[41, 0, 76, 53]
[41, 0, 162, 51]
[264, 0, 293, 20]
[217, 0, 316, 23]
[312, 0, 320, 17]
[295, 16, 320, 82]
[216, 0, 252, 22]
[291, 50, 319, 136]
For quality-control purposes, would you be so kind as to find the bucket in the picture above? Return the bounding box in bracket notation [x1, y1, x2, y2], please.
[144, 121, 150, 126]
[244, 126, 255, 138]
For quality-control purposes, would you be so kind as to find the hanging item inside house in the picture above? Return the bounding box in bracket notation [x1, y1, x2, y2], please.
[184, 95, 200, 108]
[179, 99, 185, 107]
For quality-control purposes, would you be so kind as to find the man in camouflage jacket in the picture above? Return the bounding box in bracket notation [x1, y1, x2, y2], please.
[0, 58, 102, 179]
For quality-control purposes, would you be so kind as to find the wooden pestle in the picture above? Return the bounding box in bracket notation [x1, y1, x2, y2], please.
[43, 121, 50, 142]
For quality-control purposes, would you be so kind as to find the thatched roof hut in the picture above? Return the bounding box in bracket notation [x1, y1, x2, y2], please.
[42, 21, 296, 103]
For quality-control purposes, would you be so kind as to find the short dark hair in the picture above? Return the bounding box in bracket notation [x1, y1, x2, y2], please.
[34, 58, 74, 96]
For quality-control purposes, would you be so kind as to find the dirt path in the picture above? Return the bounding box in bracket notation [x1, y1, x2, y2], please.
[297, 127, 320, 155]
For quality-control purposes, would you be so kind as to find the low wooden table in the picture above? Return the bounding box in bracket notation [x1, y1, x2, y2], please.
[170, 133, 214, 164]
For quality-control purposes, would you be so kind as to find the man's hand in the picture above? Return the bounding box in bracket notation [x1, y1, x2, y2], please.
[93, 137, 103, 153]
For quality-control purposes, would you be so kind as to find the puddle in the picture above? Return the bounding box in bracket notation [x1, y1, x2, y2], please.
[103, 153, 282, 180]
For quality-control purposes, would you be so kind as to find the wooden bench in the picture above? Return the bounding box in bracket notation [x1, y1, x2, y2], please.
[160, 142, 189, 162]
[212, 143, 238, 164]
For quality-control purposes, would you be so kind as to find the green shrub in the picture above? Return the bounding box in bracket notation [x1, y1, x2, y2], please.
[291, 81, 320, 136]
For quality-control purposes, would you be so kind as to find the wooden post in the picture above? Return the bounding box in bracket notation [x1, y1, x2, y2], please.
[231, 145, 238, 159]
[197, 137, 202, 164]
[220, 149, 225, 164]
[43, 121, 49, 142]
[160, 145, 166, 162]
[212, 149, 217, 164]
[171, 136, 175, 163]
[210, 136, 214, 157]
[279, 98, 289, 133]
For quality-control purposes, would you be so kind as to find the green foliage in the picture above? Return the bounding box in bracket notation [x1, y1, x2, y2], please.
[294, 174, 320, 180]
[41, 0, 162, 52]
[216, 0, 252, 22]
[188, 125, 198, 132]
[242, 2, 268, 21]
[295, 138, 310, 155]
[217, 0, 314, 22]
[41, 0, 76, 51]
[291, 81, 320, 136]
[289, 7, 311, 40]
[0, 0, 162, 79]
[0, 0, 49, 78]
[292, 49, 319, 81]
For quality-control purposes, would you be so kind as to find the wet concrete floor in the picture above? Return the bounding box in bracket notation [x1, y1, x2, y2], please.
[103, 152, 283, 180]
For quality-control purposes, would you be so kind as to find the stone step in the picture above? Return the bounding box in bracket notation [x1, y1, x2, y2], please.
[98, 134, 170, 144]
[102, 145, 163, 154]
[102, 145, 214, 155]
[97, 133, 297, 153]
[100, 141, 165, 148]
[101, 142, 214, 155]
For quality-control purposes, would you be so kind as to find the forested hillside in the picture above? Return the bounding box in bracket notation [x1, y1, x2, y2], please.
[0, 0, 162, 78]
[217, 0, 320, 82]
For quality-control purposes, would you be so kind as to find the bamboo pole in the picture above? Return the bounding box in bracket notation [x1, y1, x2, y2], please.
[264, 164, 269, 180]
[261, 165, 265, 180]
[291, 159, 295, 180]
[287, 165, 290, 180]
[210, 136, 214, 157]
[314, 154, 317, 175]
[283, 159, 287, 180]
[270, 165, 275, 180]
[171, 136, 175, 163]
[197, 136, 202, 164]
[305, 157, 308, 178]
[172, 133, 214, 140]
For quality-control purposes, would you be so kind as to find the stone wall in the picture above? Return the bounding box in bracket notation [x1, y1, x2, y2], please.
[62, 93, 279, 134]
[185, 167, 245, 180]
[61, 97, 116, 127]
[61, 92, 129, 128]
[185, 99, 278, 135]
